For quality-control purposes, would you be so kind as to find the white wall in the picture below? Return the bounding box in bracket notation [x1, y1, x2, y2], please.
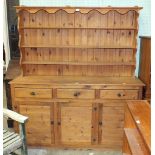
[3, 0, 10, 69]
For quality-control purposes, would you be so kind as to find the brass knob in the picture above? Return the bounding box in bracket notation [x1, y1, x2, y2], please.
[30, 92, 36, 96]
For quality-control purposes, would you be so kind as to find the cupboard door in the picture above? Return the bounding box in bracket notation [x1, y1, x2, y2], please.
[56, 102, 93, 145]
[98, 101, 125, 150]
[19, 103, 54, 145]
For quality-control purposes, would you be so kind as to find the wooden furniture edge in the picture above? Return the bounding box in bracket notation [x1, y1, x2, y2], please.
[124, 128, 150, 155]
[125, 100, 151, 152]
[14, 6, 143, 14]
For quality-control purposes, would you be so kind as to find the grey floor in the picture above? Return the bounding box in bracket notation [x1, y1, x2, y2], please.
[3, 82, 122, 155]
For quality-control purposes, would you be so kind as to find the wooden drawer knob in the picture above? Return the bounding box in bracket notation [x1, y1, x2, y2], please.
[51, 121, 54, 125]
[30, 92, 36, 96]
[93, 107, 97, 111]
[74, 92, 80, 97]
[117, 93, 121, 97]
[117, 93, 125, 97]
[99, 122, 102, 126]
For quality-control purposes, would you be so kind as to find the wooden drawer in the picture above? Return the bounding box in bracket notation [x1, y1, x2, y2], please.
[100, 90, 139, 99]
[57, 89, 95, 99]
[15, 88, 52, 99]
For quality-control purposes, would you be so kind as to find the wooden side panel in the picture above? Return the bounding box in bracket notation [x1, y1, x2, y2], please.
[57, 102, 92, 145]
[98, 101, 125, 149]
[19, 104, 54, 145]
[139, 37, 151, 100]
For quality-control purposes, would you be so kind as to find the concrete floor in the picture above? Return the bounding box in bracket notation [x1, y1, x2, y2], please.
[3, 82, 122, 155]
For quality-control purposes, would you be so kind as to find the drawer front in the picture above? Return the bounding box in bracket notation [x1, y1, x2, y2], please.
[15, 88, 52, 99]
[100, 90, 139, 99]
[57, 89, 95, 99]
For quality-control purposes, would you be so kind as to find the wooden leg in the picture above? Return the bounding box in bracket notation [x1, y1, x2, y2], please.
[19, 123, 28, 155]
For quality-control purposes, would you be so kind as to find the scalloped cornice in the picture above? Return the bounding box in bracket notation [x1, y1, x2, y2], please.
[15, 6, 142, 14]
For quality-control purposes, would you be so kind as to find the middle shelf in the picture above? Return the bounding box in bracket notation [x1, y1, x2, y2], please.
[20, 28, 137, 49]
[20, 45, 137, 49]
[22, 61, 135, 66]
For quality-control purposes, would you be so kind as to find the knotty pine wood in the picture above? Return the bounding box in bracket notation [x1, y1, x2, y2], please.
[15, 88, 52, 99]
[98, 101, 125, 149]
[10, 76, 144, 86]
[10, 79, 143, 150]
[10, 6, 144, 150]
[16, 6, 142, 76]
[57, 102, 92, 145]
[19, 103, 55, 145]
[57, 89, 95, 99]
[100, 90, 139, 100]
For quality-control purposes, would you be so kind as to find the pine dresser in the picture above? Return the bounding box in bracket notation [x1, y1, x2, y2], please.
[10, 6, 144, 151]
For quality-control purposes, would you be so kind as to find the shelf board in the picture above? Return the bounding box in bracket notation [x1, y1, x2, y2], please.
[22, 61, 135, 66]
[20, 45, 136, 49]
[20, 27, 137, 30]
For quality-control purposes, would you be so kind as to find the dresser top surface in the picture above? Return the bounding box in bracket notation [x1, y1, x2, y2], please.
[126, 100, 151, 151]
[15, 6, 142, 9]
[10, 76, 144, 86]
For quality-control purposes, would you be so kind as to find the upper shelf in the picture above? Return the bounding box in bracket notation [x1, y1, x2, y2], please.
[15, 6, 143, 14]
[20, 26, 137, 30]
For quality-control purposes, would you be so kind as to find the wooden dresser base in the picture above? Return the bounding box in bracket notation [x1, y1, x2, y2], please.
[10, 76, 144, 150]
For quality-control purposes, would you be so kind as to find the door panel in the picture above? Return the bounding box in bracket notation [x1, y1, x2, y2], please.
[19, 103, 54, 145]
[57, 102, 93, 145]
[98, 101, 125, 149]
